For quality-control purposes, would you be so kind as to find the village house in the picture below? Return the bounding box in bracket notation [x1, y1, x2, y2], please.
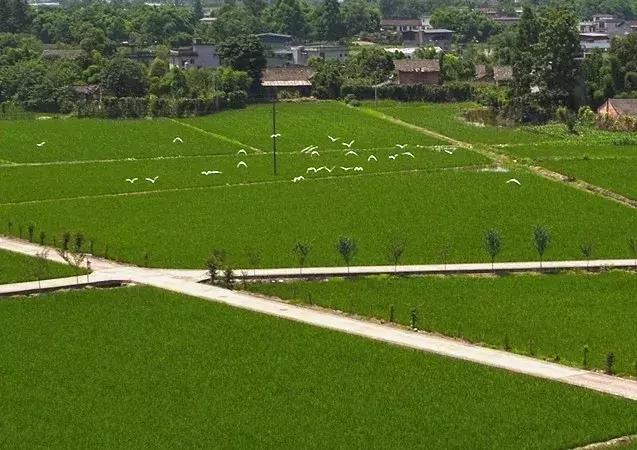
[291, 44, 349, 66]
[597, 98, 637, 118]
[393, 59, 441, 86]
[169, 40, 220, 70]
[261, 67, 315, 97]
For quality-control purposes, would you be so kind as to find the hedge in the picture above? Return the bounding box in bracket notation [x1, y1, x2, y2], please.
[75, 91, 247, 119]
[340, 82, 508, 104]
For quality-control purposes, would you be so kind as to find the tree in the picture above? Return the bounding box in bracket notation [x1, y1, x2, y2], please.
[629, 238, 637, 267]
[556, 106, 579, 134]
[386, 233, 406, 273]
[533, 225, 552, 268]
[341, 0, 380, 35]
[346, 47, 394, 84]
[310, 58, 344, 99]
[336, 236, 357, 273]
[206, 249, 227, 285]
[100, 58, 148, 97]
[245, 248, 262, 276]
[264, 0, 307, 39]
[292, 241, 311, 274]
[193, 0, 204, 21]
[536, 6, 580, 109]
[29, 249, 50, 289]
[314, 0, 344, 41]
[484, 229, 502, 271]
[580, 242, 593, 270]
[218, 35, 266, 93]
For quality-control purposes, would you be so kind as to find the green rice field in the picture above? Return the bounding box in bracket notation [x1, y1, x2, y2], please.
[0, 249, 77, 284]
[1, 286, 636, 448]
[247, 271, 637, 374]
[0, 101, 635, 268]
[542, 158, 637, 200]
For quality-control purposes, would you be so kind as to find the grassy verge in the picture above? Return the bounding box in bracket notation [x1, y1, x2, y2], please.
[0, 249, 78, 284]
[247, 271, 637, 374]
[0, 286, 636, 448]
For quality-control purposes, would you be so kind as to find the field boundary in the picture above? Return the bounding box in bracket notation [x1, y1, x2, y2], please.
[573, 434, 637, 450]
[170, 119, 263, 154]
[0, 164, 489, 207]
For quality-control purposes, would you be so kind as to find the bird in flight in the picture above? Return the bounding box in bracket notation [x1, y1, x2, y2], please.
[395, 144, 408, 149]
[145, 176, 159, 184]
[237, 161, 248, 168]
[368, 155, 378, 162]
[173, 137, 183, 144]
[237, 149, 247, 156]
[317, 166, 335, 173]
[354, 167, 364, 172]
[342, 140, 355, 148]
[328, 136, 340, 142]
[444, 149, 455, 155]
[36, 142, 46, 147]
[340, 166, 353, 172]
[388, 154, 398, 160]
[271, 133, 281, 139]
[345, 150, 359, 157]
[201, 170, 222, 176]
[293, 176, 305, 183]
[311, 150, 320, 157]
[307, 167, 318, 174]
[506, 178, 522, 186]
[402, 152, 415, 159]
[125, 178, 138, 184]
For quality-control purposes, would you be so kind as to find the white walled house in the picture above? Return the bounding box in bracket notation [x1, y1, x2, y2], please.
[169, 41, 220, 70]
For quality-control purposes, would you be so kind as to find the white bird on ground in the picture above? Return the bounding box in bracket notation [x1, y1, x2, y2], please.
[293, 176, 305, 183]
[237, 161, 248, 168]
[271, 133, 281, 139]
[444, 149, 455, 155]
[395, 144, 408, 149]
[354, 166, 364, 172]
[173, 137, 183, 144]
[506, 178, 522, 186]
[402, 152, 415, 159]
[368, 155, 378, 162]
[345, 150, 359, 157]
[340, 166, 353, 172]
[201, 170, 222, 176]
[36, 142, 46, 147]
[388, 154, 398, 160]
[125, 178, 138, 184]
[311, 150, 320, 157]
[328, 136, 340, 142]
[145, 176, 159, 184]
[306, 167, 318, 174]
[237, 149, 247, 156]
[342, 140, 355, 148]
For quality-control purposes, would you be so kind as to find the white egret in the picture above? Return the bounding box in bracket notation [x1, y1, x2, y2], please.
[172, 137, 183, 143]
[125, 178, 138, 184]
[237, 149, 247, 156]
[395, 144, 407, 149]
[340, 167, 353, 171]
[368, 155, 378, 162]
[201, 171, 222, 176]
[345, 150, 359, 157]
[36, 142, 46, 147]
[271, 133, 281, 139]
[354, 167, 364, 172]
[306, 167, 318, 174]
[388, 154, 398, 160]
[237, 161, 248, 168]
[402, 152, 415, 158]
[328, 136, 340, 142]
[342, 140, 355, 148]
[145, 176, 159, 183]
[293, 176, 305, 183]
[444, 149, 455, 155]
[506, 178, 522, 186]
[311, 150, 320, 157]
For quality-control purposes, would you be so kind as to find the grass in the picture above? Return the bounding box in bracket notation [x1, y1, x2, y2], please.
[1, 169, 636, 268]
[0, 249, 77, 284]
[185, 101, 445, 152]
[247, 271, 637, 374]
[1, 286, 636, 448]
[0, 118, 242, 163]
[541, 158, 637, 200]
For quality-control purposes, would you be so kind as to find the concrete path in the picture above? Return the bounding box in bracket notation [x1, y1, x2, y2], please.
[0, 273, 126, 297]
[1, 235, 637, 401]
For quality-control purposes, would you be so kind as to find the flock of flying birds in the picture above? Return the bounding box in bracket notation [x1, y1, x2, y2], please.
[34, 134, 522, 187]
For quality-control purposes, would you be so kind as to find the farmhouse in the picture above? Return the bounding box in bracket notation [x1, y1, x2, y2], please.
[169, 40, 220, 70]
[261, 67, 315, 97]
[393, 59, 441, 86]
[597, 98, 637, 118]
[291, 44, 349, 66]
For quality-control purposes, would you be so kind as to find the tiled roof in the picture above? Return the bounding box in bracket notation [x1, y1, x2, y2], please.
[394, 59, 440, 73]
[608, 99, 637, 116]
[262, 67, 315, 87]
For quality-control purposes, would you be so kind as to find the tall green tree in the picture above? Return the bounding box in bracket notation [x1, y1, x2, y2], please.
[217, 35, 266, 93]
[341, 0, 380, 35]
[100, 58, 148, 97]
[314, 0, 344, 41]
[264, 0, 307, 39]
[193, 0, 204, 21]
[537, 6, 580, 108]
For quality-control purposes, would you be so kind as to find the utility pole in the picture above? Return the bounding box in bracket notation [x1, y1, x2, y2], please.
[272, 92, 277, 175]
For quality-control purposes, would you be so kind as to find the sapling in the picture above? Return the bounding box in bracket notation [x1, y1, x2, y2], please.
[39, 231, 46, 246]
[503, 335, 511, 351]
[410, 307, 418, 330]
[484, 229, 502, 272]
[386, 233, 406, 273]
[292, 241, 311, 275]
[532, 225, 551, 269]
[388, 304, 395, 323]
[605, 352, 615, 375]
[583, 345, 590, 369]
[628, 238, 637, 268]
[337, 236, 357, 274]
[223, 267, 235, 290]
[580, 242, 593, 270]
[27, 224, 35, 243]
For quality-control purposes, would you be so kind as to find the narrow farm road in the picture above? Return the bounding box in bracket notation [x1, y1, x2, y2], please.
[2, 236, 637, 401]
[358, 105, 637, 210]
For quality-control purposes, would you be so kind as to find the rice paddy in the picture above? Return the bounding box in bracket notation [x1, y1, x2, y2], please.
[1, 286, 636, 448]
[0, 249, 78, 284]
